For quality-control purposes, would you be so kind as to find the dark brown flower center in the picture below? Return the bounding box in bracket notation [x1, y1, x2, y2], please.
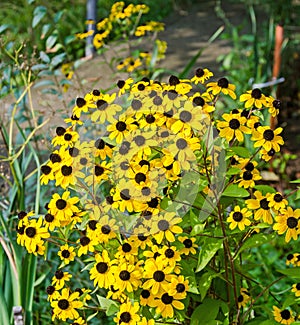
[80, 158, 88, 165]
[145, 114, 155, 124]
[50, 153, 61, 163]
[120, 189, 131, 200]
[69, 147, 79, 157]
[242, 171, 253, 180]
[158, 219, 169, 231]
[280, 309, 291, 320]
[153, 95, 162, 106]
[176, 283, 185, 293]
[147, 197, 159, 208]
[80, 236, 90, 246]
[120, 312, 131, 323]
[245, 162, 254, 171]
[134, 135, 145, 146]
[193, 96, 205, 107]
[161, 293, 173, 304]
[96, 99, 108, 111]
[274, 194, 283, 202]
[116, 121, 127, 132]
[179, 110, 192, 122]
[92, 89, 100, 96]
[142, 187, 151, 196]
[95, 138, 105, 149]
[119, 270, 130, 281]
[25, 227, 36, 238]
[61, 165, 72, 176]
[41, 165, 51, 175]
[273, 99, 281, 109]
[233, 211, 243, 222]
[64, 133, 72, 141]
[141, 289, 150, 299]
[76, 97, 86, 108]
[55, 270, 64, 279]
[135, 172, 146, 184]
[251, 88, 262, 99]
[88, 220, 97, 230]
[62, 250, 70, 258]
[46, 285, 55, 295]
[259, 198, 269, 210]
[138, 83, 145, 91]
[195, 68, 204, 77]
[58, 299, 69, 310]
[169, 75, 180, 86]
[56, 199, 67, 210]
[183, 238, 192, 248]
[56, 127, 66, 136]
[117, 80, 125, 88]
[165, 248, 175, 258]
[229, 118, 240, 130]
[96, 262, 108, 274]
[287, 217, 298, 229]
[217, 77, 229, 88]
[122, 243, 132, 253]
[95, 166, 104, 176]
[131, 99, 142, 110]
[176, 138, 187, 149]
[153, 270, 165, 282]
[45, 213, 54, 222]
[263, 129, 274, 141]
[101, 225, 111, 234]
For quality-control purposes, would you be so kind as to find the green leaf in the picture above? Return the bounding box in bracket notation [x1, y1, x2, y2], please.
[196, 238, 223, 272]
[290, 179, 300, 184]
[254, 185, 276, 194]
[39, 51, 50, 63]
[282, 294, 299, 309]
[190, 298, 221, 325]
[276, 268, 300, 279]
[46, 34, 58, 50]
[237, 233, 276, 256]
[227, 167, 241, 175]
[227, 146, 251, 158]
[198, 270, 220, 300]
[222, 184, 249, 197]
[32, 6, 47, 28]
[97, 296, 119, 316]
[33, 80, 55, 88]
[50, 53, 66, 68]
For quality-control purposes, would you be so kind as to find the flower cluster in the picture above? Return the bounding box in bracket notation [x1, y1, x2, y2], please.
[16, 66, 300, 324]
[76, 2, 166, 75]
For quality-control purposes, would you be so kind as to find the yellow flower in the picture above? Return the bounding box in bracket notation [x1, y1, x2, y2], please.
[51, 288, 83, 321]
[251, 126, 284, 152]
[207, 77, 236, 99]
[240, 88, 267, 108]
[226, 206, 252, 231]
[114, 301, 140, 325]
[237, 288, 251, 308]
[273, 306, 295, 325]
[153, 292, 184, 318]
[58, 244, 76, 265]
[217, 112, 251, 142]
[246, 191, 274, 224]
[191, 67, 213, 84]
[273, 207, 300, 243]
[107, 115, 137, 144]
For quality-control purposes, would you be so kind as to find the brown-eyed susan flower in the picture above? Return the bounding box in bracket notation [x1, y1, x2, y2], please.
[51, 288, 83, 321]
[240, 88, 267, 108]
[115, 240, 139, 261]
[251, 126, 284, 152]
[17, 217, 50, 254]
[268, 192, 288, 212]
[40, 164, 55, 185]
[71, 316, 86, 325]
[153, 292, 185, 318]
[139, 289, 155, 307]
[260, 148, 276, 161]
[291, 283, 300, 297]
[237, 288, 251, 308]
[52, 270, 72, 290]
[92, 138, 113, 160]
[237, 169, 261, 189]
[168, 275, 189, 299]
[143, 259, 175, 295]
[217, 112, 251, 142]
[77, 235, 97, 256]
[55, 163, 85, 189]
[111, 259, 142, 293]
[52, 127, 79, 148]
[90, 93, 120, 124]
[207, 77, 236, 99]
[246, 191, 274, 224]
[273, 207, 300, 243]
[191, 67, 213, 84]
[164, 75, 192, 96]
[286, 253, 297, 266]
[46, 285, 60, 302]
[95, 214, 118, 243]
[227, 206, 252, 231]
[152, 212, 182, 244]
[58, 244, 76, 265]
[117, 78, 134, 95]
[72, 94, 97, 118]
[84, 161, 112, 186]
[273, 306, 295, 325]
[114, 301, 140, 325]
[106, 285, 127, 303]
[89, 250, 114, 289]
[48, 191, 80, 225]
[190, 92, 215, 114]
[266, 96, 281, 117]
[178, 236, 197, 255]
[107, 115, 137, 144]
